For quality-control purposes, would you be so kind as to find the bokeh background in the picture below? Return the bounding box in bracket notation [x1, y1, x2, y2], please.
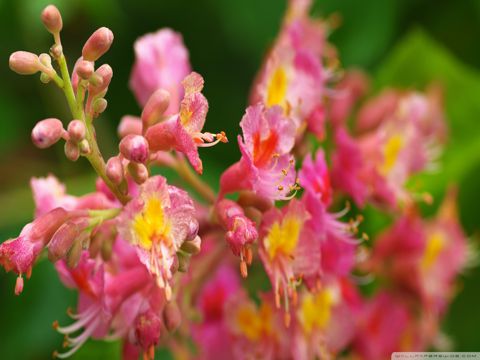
[1, 0, 480, 358]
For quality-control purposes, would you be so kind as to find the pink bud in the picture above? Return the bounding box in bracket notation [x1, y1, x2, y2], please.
[65, 140, 80, 161]
[49, 44, 62, 59]
[76, 60, 94, 79]
[47, 218, 88, 262]
[31, 118, 64, 148]
[128, 162, 148, 184]
[78, 139, 91, 154]
[141, 89, 170, 128]
[118, 115, 142, 138]
[41, 5, 63, 34]
[82, 27, 114, 62]
[71, 57, 82, 93]
[88, 64, 113, 96]
[9, 51, 40, 75]
[134, 310, 162, 351]
[106, 156, 124, 185]
[163, 302, 181, 332]
[67, 120, 86, 142]
[120, 135, 149, 163]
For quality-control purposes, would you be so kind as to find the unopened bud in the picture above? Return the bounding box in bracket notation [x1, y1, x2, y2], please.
[163, 302, 181, 332]
[76, 60, 94, 80]
[134, 310, 162, 351]
[9, 51, 40, 75]
[106, 156, 124, 185]
[120, 135, 149, 163]
[49, 44, 62, 59]
[48, 219, 88, 262]
[92, 98, 108, 115]
[39, 53, 52, 67]
[180, 235, 201, 255]
[128, 162, 148, 184]
[41, 5, 63, 34]
[89, 64, 112, 96]
[31, 118, 64, 148]
[71, 57, 82, 93]
[40, 72, 51, 84]
[82, 27, 114, 62]
[118, 115, 142, 138]
[67, 120, 86, 142]
[141, 89, 170, 128]
[65, 140, 80, 161]
[79, 139, 91, 154]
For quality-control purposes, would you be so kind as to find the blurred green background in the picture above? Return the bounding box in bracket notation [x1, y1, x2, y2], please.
[1, 0, 480, 358]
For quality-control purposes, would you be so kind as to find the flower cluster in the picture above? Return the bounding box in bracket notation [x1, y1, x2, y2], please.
[2, 1, 472, 359]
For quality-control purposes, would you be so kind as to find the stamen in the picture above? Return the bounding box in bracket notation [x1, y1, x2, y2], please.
[240, 260, 248, 278]
[53, 318, 100, 359]
[54, 305, 100, 334]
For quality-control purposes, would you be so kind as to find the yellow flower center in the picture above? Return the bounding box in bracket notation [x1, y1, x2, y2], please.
[264, 215, 302, 260]
[266, 67, 288, 109]
[421, 231, 445, 270]
[236, 302, 273, 341]
[381, 135, 404, 175]
[133, 197, 172, 250]
[299, 289, 335, 334]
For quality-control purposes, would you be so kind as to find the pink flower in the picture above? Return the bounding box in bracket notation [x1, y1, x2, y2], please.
[130, 28, 191, 114]
[250, 0, 329, 137]
[192, 265, 241, 360]
[353, 292, 412, 360]
[220, 104, 297, 201]
[117, 176, 198, 299]
[259, 200, 316, 315]
[0, 208, 70, 294]
[227, 293, 290, 360]
[31, 175, 77, 217]
[145, 72, 227, 174]
[370, 189, 468, 312]
[332, 89, 447, 209]
[299, 149, 332, 206]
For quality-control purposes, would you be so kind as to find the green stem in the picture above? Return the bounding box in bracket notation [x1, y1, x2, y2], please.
[172, 155, 216, 204]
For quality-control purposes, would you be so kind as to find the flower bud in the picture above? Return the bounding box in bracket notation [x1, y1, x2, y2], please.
[38, 53, 52, 67]
[88, 64, 113, 96]
[106, 156, 124, 185]
[92, 98, 108, 115]
[120, 135, 149, 163]
[40, 72, 51, 84]
[65, 140, 80, 161]
[134, 310, 162, 351]
[128, 162, 148, 184]
[163, 302, 181, 332]
[180, 235, 201, 255]
[71, 57, 82, 93]
[41, 5, 63, 34]
[141, 89, 170, 128]
[118, 115, 142, 138]
[9, 51, 40, 75]
[67, 120, 86, 142]
[79, 139, 91, 155]
[76, 60, 94, 80]
[48, 218, 88, 262]
[49, 44, 62, 59]
[82, 27, 114, 62]
[31, 118, 64, 148]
